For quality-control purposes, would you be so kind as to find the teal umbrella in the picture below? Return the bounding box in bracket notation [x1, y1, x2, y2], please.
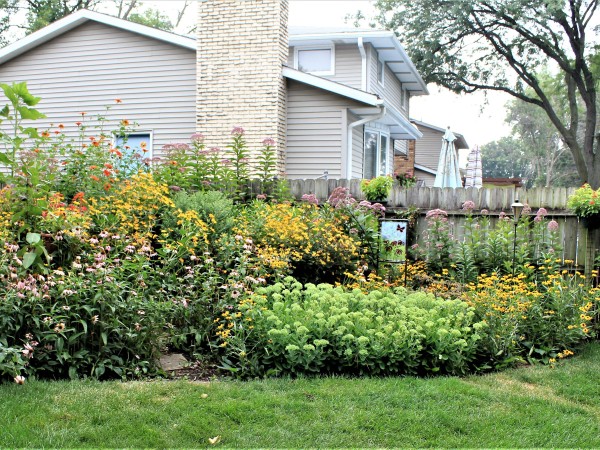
[434, 128, 462, 188]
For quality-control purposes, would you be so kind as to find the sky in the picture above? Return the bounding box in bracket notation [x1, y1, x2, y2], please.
[146, 0, 512, 155]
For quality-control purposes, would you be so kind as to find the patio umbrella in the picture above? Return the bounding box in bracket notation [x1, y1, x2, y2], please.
[434, 128, 462, 188]
[464, 145, 483, 188]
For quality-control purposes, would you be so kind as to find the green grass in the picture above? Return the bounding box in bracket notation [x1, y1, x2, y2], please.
[2, 343, 600, 448]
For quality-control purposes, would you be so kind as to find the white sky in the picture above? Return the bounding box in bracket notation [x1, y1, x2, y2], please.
[147, 0, 511, 153]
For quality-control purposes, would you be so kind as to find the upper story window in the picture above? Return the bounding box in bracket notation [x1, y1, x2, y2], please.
[377, 59, 385, 86]
[294, 45, 335, 75]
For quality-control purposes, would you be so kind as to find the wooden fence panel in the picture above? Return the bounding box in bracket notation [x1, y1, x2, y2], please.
[279, 180, 595, 272]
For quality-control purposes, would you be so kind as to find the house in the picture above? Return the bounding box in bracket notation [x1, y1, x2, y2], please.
[393, 120, 469, 186]
[0, 1, 428, 180]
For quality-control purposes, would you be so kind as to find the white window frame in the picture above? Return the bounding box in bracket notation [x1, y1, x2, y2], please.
[113, 129, 154, 159]
[377, 58, 385, 86]
[294, 45, 335, 76]
[363, 127, 391, 178]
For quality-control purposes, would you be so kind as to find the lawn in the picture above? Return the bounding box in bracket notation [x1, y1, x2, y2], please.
[1, 343, 600, 448]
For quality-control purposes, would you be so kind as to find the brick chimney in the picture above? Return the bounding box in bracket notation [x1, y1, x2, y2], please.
[197, 0, 288, 171]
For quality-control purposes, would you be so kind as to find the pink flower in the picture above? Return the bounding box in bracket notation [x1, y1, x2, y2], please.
[523, 204, 532, 214]
[425, 209, 448, 219]
[301, 194, 319, 205]
[256, 194, 267, 200]
[481, 209, 489, 215]
[462, 201, 475, 211]
[262, 137, 276, 146]
[548, 220, 559, 231]
[231, 126, 245, 136]
[191, 133, 205, 143]
[537, 207, 548, 217]
[534, 215, 543, 222]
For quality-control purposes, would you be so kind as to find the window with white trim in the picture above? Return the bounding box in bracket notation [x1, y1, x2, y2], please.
[295, 45, 334, 75]
[114, 131, 152, 175]
[363, 129, 390, 179]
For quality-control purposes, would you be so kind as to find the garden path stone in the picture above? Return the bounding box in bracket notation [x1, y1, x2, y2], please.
[159, 353, 188, 372]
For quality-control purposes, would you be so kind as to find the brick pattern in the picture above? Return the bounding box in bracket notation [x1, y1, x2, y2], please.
[197, 0, 288, 173]
[393, 139, 416, 176]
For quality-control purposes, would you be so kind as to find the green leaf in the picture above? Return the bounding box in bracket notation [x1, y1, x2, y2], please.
[0, 105, 9, 117]
[17, 106, 46, 120]
[0, 152, 12, 165]
[22, 251, 37, 269]
[26, 232, 41, 244]
[0, 83, 18, 105]
[68, 366, 78, 380]
[12, 82, 42, 106]
[23, 127, 40, 139]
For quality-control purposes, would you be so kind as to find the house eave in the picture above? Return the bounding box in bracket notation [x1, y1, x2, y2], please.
[289, 29, 429, 96]
[283, 66, 383, 106]
[0, 9, 195, 65]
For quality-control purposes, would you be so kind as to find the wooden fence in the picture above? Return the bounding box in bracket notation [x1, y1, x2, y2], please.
[282, 179, 599, 274]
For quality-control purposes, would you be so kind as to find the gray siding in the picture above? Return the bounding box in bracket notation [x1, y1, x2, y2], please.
[0, 21, 196, 159]
[415, 127, 444, 172]
[367, 44, 405, 115]
[286, 80, 365, 179]
[415, 168, 436, 186]
[288, 44, 362, 89]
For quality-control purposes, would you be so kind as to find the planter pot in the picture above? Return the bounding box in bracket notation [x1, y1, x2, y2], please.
[581, 213, 600, 230]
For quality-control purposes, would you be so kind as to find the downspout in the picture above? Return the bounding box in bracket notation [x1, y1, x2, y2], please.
[346, 106, 386, 179]
[358, 37, 367, 92]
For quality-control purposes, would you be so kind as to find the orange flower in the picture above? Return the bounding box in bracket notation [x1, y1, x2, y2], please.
[90, 175, 100, 181]
[58, 124, 64, 129]
[80, 112, 86, 116]
[41, 131, 50, 138]
[115, 98, 122, 103]
[121, 119, 130, 126]
[103, 183, 111, 191]
[92, 141, 100, 147]
[104, 163, 113, 169]
[72, 192, 85, 202]
[103, 169, 111, 177]
[89, 165, 98, 170]
[75, 121, 82, 126]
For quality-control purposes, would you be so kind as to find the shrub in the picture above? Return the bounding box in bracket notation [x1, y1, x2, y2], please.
[165, 190, 236, 250]
[463, 267, 598, 367]
[216, 277, 486, 377]
[237, 202, 362, 283]
[567, 183, 600, 217]
[360, 175, 394, 202]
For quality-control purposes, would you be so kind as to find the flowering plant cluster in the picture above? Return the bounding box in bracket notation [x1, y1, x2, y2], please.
[394, 170, 417, 188]
[567, 183, 600, 217]
[215, 277, 486, 377]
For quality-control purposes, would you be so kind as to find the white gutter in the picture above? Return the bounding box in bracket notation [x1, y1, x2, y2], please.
[346, 106, 386, 179]
[357, 37, 367, 92]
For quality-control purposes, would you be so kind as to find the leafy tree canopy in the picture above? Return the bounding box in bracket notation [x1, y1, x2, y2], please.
[373, 0, 600, 187]
[128, 8, 173, 32]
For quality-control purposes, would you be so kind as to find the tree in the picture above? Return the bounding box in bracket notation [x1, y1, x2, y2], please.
[481, 137, 532, 182]
[128, 8, 173, 32]
[24, 0, 99, 33]
[505, 72, 580, 187]
[373, 0, 600, 187]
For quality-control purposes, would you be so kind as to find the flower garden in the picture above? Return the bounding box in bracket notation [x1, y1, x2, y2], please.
[0, 83, 598, 385]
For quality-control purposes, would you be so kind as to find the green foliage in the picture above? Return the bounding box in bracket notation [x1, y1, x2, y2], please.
[217, 277, 485, 377]
[372, 0, 599, 187]
[167, 190, 237, 250]
[360, 175, 393, 201]
[128, 8, 173, 31]
[567, 183, 600, 217]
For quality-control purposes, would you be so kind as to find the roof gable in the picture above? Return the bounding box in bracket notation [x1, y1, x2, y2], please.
[0, 9, 195, 65]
